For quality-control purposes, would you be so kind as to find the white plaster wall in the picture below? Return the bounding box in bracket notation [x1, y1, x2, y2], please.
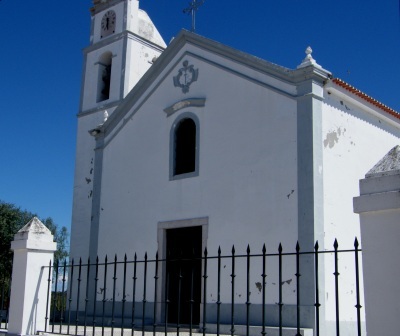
[8, 248, 54, 335]
[359, 208, 400, 336]
[124, 36, 164, 96]
[321, 91, 400, 333]
[322, 96, 400, 247]
[96, 54, 299, 304]
[70, 111, 106, 261]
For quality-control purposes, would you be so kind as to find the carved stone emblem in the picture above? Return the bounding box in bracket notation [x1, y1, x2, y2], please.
[173, 60, 199, 93]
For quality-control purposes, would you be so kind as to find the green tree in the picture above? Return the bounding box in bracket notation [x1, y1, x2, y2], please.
[0, 200, 69, 280]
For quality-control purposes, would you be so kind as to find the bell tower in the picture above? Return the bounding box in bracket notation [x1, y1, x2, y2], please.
[70, 0, 166, 261]
[81, 0, 166, 112]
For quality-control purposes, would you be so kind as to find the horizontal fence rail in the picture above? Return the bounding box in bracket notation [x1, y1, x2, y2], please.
[42, 239, 363, 336]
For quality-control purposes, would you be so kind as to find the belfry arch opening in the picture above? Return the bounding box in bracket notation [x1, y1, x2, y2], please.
[97, 52, 112, 102]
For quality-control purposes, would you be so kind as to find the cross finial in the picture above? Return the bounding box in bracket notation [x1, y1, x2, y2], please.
[183, 0, 205, 33]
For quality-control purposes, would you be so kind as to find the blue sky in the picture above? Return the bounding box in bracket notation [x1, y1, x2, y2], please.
[1, 0, 399, 243]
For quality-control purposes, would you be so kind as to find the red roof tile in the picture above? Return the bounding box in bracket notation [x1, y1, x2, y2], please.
[332, 78, 400, 120]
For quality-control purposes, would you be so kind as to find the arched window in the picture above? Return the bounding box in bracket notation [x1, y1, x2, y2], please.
[97, 52, 112, 102]
[175, 118, 196, 175]
[170, 113, 199, 179]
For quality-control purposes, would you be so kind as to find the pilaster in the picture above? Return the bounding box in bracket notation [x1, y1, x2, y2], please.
[294, 47, 331, 331]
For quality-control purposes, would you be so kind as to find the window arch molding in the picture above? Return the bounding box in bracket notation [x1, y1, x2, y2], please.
[169, 112, 200, 180]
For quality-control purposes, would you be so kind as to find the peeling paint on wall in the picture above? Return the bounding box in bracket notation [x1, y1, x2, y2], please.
[255, 282, 262, 293]
[282, 279, 292, 285]
[324, 127, 347, 149]
[324, 131, 339, 148]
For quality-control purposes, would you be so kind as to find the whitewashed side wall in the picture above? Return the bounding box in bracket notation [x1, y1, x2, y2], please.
[321, 90, 400, 335]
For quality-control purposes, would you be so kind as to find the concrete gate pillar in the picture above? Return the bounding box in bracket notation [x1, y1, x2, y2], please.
[7, 217, 57, 336]
[353, 145, 400, 336]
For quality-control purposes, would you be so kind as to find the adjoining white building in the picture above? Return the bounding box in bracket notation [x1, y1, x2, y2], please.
[69, 0, 400, 334]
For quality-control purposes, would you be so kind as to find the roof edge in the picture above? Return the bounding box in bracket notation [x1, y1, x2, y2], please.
[330, 78, 400, 120]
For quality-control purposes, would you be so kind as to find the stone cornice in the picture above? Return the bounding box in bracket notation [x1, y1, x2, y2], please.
[83, 30, 165, 55]
[90, 0, 122, 16]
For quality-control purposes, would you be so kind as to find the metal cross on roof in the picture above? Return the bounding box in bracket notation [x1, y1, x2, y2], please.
[183, 0, 205, 33]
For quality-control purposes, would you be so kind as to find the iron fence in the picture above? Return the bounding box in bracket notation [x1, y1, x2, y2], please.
[43, 238, 363, 336]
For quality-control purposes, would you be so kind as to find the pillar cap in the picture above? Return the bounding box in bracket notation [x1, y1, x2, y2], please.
[11, 217, 57, 252]
[366, 145, 400, 178]
[13, 217, 54, 242]
[354, 145, 400, 214]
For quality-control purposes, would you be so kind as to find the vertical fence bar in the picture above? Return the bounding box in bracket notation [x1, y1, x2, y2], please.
[111, 255, 118, 336]
[5, 274, 11, 329]
[51, 261, 59, 333]
[246, 245, 251, 336]
[153, 252, 159, 336]
[84, 257, 91, 336]
[295, 242, 301, 336]
[121, 255, 127, 336]
[4, 260, 12, 330]
[189, 252, 194, 336]
[261, 244, 267, 336]
[333, 239, 340, 336]
[67, 259, 75, 335]
[314, 242, 320, 336]
[202, 248, 208, 336]
[45, 260, 52, 333]
[0, 276, 5, 329]
[75, 258, 83, 335]
[164, 271, 169, 335]
[60, 260, 67, 333]
[230, 245, 236, 336]
[131, 253, 137, 336]
[101, 255, 108, 336]
[93, 257, 99, 335]
[216, 247, 221, 336]
[176, 257, 182, 336]
[278, 244, 283, 336]
[142, 253, 148, 336]
[354, 238, 362, 336]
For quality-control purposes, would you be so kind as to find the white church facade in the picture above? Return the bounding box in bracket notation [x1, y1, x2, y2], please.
[70, 0, 400, 334]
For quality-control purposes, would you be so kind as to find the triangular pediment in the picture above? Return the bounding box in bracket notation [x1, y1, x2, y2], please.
[96, 30, 330, 139]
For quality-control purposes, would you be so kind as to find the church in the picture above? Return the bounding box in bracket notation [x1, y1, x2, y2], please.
[69, 0, 400, 334]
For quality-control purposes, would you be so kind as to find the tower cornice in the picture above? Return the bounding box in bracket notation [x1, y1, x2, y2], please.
[90, 0, 128, 16]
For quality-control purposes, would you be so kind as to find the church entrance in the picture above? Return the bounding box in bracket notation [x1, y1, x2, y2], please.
[166, 226, 202, 325]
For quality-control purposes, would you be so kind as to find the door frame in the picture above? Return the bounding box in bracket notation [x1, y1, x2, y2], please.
[157, 217, 209, 325]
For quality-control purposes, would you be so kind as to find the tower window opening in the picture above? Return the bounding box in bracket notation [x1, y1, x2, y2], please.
[97, 52, 112, 102]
